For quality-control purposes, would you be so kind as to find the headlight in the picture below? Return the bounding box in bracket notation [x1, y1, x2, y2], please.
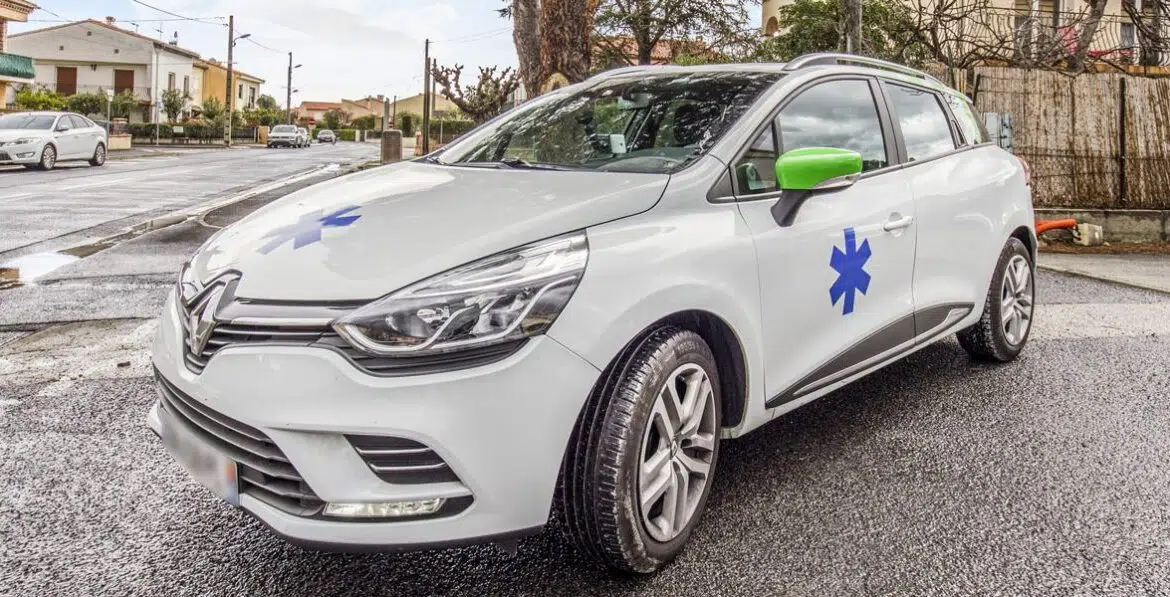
[334, 232, 588, 356]
[10, 138, 39, 145]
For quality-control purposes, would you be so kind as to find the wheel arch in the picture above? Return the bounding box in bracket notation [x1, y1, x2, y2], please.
[1010, 225, 1037, 263]
[581, 309, 750, 431]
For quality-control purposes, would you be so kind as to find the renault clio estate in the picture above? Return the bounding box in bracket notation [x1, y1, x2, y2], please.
[149, 54, 1035, 573]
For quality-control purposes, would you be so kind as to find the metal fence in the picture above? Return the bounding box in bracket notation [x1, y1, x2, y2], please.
[972, 67, 1170, 209]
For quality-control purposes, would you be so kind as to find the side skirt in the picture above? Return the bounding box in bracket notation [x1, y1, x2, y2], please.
[764, 303, 973, 410]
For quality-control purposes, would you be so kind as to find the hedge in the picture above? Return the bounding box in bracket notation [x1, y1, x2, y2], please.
[336, 129, 357, 142]
[428, 119, 476, 144]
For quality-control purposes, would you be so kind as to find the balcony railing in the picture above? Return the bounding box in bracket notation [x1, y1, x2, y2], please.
[976, 9, 1169, 66]
[41, 84, 154, 102]
[0, 52, 35, 80]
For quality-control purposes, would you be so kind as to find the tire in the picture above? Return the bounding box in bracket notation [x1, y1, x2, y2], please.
[958, 237, 1035, 362]
[557, 326, 721, 573]
[89, 143, 106, 167]
[37, 144, 56, 171]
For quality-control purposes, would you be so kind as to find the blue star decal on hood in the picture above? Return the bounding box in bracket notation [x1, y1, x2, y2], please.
[829, 227, 872, 315]
[258, 206, 361, 254]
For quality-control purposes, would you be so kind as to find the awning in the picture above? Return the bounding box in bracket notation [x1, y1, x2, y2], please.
[0, 52, 36, 82]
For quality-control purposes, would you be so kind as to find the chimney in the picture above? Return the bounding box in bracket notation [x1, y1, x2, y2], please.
[106, 16, 116, 25]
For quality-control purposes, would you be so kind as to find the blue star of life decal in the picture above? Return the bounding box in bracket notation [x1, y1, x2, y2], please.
[258, 206, 361, 254]
[829, 227, 872, 315]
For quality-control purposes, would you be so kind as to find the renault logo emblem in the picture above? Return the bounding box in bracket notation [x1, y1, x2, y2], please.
[182, 272, 238, 359]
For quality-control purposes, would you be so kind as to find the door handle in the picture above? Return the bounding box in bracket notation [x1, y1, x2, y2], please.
[882, 214, 914, 232]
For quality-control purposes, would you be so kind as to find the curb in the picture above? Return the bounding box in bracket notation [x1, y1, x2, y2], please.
[1037, 263, 1170, 296]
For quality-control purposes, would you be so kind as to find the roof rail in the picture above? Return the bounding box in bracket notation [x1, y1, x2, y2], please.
[783, 53, 941, 84]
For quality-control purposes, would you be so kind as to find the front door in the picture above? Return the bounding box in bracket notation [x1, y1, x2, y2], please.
[733, 77, 918, 412]
[56, 67, 77, 96]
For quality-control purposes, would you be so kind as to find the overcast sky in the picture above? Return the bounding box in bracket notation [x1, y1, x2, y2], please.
[11, 1, 764, 107]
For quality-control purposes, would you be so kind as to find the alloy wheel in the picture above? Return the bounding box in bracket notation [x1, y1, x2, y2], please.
[638, 363, 717, 543]
[1000, 254, 1033, 345]
[42, 146, 56, 169]
[94, 144, 106, 165]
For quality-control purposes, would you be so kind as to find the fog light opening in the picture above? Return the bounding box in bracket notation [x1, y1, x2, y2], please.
[323, 498, 445, 518]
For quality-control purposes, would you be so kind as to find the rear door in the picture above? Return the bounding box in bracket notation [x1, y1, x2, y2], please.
[733, 77, 920, 411]
[880, 80, 1002, 338]
[69, 115, 100, 158]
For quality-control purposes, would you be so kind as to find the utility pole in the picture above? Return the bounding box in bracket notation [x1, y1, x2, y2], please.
[286, 52, 294, 124]
[153, 47, 159, 145]
[391, 94, 397, 124]
[422, 38, 430, 155]
[225, 15, 234, 146]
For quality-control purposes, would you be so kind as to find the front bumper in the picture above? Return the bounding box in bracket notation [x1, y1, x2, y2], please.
[268, 138, 298, 146]
[0, 144, 43, 164]
[149, 291, 600, 549]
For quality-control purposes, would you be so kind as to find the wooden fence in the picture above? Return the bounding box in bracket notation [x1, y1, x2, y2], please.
[970, 67, 1170, 209]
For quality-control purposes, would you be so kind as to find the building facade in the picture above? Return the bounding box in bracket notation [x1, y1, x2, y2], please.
[0, 0, 37, 108]
[197, 58, 263, 113]
[5, 18, 202, 121]
[762, 0, 1170, 67]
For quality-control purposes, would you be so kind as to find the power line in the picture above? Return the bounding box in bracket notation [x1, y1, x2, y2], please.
[29, 17, 225, 23]
[434, 26, 511, 44]
[34, 5, 67, 19]
[240, 35, 284, 53]
[129, 0, 210, 23]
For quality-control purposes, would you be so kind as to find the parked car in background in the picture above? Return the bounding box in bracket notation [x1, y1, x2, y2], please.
[316, 129, 337, 144]
[0, 111, 108, 170]
[268, 125, 303, 148]
[298, 127, 311, 147]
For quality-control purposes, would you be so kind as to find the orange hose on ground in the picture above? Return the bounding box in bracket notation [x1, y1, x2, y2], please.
[1036, 219, 1078, 234]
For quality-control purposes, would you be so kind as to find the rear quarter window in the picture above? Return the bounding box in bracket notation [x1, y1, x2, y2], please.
[945, 94, 989, 145]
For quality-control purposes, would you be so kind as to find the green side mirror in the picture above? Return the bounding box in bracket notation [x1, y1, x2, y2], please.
[776, 147, 863, 191]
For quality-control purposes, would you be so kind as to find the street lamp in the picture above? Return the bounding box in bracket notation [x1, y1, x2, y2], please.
[224, 25, 251, 146]
[287, 57, 302, 124]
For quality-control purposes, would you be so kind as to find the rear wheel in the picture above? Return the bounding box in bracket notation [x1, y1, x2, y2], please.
[558, 326, 721, 573]
[89, 143, 106, 167]
[958, 237, 1034, 361]
[38, 145, 56, 171]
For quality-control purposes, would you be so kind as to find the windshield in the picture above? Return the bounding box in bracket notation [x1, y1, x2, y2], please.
[320, 130, 333, 134]
[272, 125, 296, 133]
[437, 71, 782, 174]
[0, 114, 56, 130]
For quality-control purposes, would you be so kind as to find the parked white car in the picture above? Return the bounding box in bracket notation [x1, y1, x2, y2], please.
[0, 111, 107, 170]
[267, 124, 303, 148]
[149, 54, 1035, 573]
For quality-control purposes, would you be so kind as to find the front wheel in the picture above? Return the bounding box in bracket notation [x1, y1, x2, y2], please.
[958, 237, 1034, 361]
[38, 144, 56, 170]
[558, 326, 721, 573]
[89, 143, 106, 167]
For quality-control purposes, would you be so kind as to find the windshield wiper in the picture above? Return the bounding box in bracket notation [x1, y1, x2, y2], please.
[450, 157, 576, 171]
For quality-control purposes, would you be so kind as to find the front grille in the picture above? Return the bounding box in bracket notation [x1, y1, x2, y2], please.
[0, 152, 10, 161]
[181, 317, 526, 376]
[346, 435, 462, 485]
[154, 370, 324, 517]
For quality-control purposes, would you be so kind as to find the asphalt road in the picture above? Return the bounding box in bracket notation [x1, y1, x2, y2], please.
[2, 257, 1169, 595]
[0, 142, 376, 258]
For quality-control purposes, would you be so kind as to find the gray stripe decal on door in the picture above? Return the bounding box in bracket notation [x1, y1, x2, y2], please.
[765, 303, 974, 409]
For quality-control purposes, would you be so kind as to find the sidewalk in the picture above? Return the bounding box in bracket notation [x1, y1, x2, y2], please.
[1039, 252, 1170, 294]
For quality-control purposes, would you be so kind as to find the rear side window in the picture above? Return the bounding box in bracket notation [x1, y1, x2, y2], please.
[885, 84, 956, 161]
[68, 115, 90, 129]
[944, 94, 989, 145]
[775, 79, 889, 172]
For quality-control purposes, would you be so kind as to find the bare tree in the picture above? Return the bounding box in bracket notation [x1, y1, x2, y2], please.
[430, 64, 520, 123]
[593, 0, 754, 66]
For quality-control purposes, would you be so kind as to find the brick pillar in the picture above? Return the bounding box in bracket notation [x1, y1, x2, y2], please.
[1, 20, 8, 52]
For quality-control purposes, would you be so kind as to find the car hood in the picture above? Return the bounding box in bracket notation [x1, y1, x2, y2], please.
[190, 160, 670, 301]
[0, 130, 50, 142]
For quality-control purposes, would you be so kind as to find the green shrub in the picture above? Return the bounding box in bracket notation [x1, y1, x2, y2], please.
[396, 113, 416, 137]
[336, 129, 357, 142]
[15, 86, 66, 111]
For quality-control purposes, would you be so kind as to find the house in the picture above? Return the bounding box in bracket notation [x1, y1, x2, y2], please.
[296, 101, 343, 125]
[196, 58, 264, 114]
[593, 36, 712, 68]
[5, 17, 202, 121]
[761, 0, 1169, 68]
[387, 92, 457, 119]
[0, 0, 37, 108]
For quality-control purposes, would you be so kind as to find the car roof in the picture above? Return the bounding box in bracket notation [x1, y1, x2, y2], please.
[589, 53, 966, 101]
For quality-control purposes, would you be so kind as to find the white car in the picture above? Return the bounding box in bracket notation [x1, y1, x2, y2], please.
[149, 54, 1034, 573]
[267, 124, 303, 148]
[298, 127, 311, 147]
[0, 111, 108, 170]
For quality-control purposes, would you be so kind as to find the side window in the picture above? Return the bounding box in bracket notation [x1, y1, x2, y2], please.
[886, 84, 956, 161]
[732, 126, 778, 195]
[775, 79, 889, 172]
[55, 117, 72, 131]
[69, 115, 89, 129]
[944, 94, 989, 145]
